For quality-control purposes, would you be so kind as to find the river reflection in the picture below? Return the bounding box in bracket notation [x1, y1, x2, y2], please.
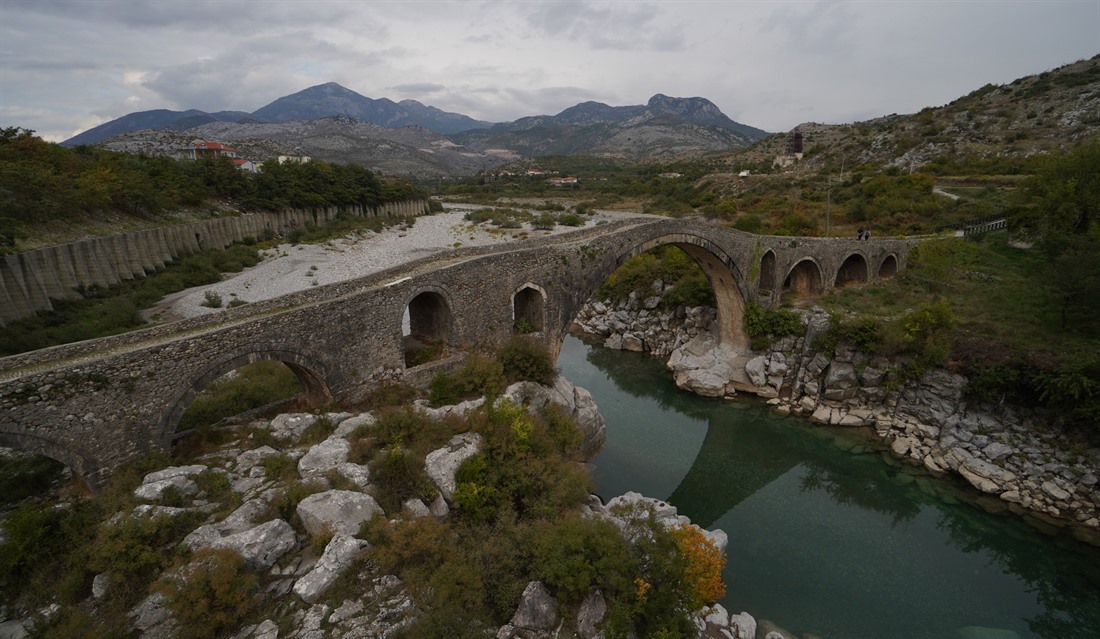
[559, 335, 1100, 639]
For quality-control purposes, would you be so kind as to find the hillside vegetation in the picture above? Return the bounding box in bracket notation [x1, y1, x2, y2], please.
[0, 127, 424, 253]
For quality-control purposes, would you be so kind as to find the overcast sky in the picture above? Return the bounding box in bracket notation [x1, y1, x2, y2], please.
[1, 0, 1097, 142]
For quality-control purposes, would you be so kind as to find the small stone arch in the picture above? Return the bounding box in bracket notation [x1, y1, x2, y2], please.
[513, 283, 546, 333]
[758, 250, 777, 295]
[835, 253, 869, 288]
[0, 427, 101, 491]
[879, 254, 899, 278]
[403, 287, 454, 366]
[783, 258, 824, 298]
[159, 349, 333, 445]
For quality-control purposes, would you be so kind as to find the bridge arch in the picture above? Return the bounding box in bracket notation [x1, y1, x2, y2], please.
[158, 348, 334, 446]
[835, 252, 870, 288]
[783, 258, 824, 298]
[513, 282, 547, 333]
[403, 286, 455, 366]
[879, 254, 899, 278]
[580, 232, 750, 353]
[758, 249, 777, 296]
[0, 428, 100, 491]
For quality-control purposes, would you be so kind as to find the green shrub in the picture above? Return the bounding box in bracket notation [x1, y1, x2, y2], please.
[370, 448, 436, 515]
[815, 315, 883, 355]
[744, 301, 804, 344]
[156, 548, 259, 639]
[429, 355, 506, 407]
[90, 509, 206, 607]
[0, 500, 101, 608]
[531, 515, 635, 605]
[298, 415, 335, 445]
[0, 452, 65, 507]
[201, 291, 223, 308]
[261, 453, 299, 481]
[498, 338, 556, 386]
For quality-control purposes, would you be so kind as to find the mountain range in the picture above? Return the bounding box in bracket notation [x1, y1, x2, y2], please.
[62, 83, 770, 175]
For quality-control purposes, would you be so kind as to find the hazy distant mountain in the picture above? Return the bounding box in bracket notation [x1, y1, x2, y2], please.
[99, 115, 503, 177]
[249, 82, 493, 134]
[452, 94, 769, 158]
[62, 109, 251, 147]
[63, 83, 494, 146]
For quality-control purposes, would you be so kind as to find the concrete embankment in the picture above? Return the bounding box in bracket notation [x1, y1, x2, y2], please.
[0, 200, 429, 326]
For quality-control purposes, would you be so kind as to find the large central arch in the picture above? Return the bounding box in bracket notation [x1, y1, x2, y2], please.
[577, 232, 750, 353]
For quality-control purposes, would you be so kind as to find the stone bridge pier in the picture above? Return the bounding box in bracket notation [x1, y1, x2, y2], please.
[0, 217, 920, 489]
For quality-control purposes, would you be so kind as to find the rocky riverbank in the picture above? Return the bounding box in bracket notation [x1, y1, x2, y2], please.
[573, 298, 1100, 544]
[0, 375, 785, 639]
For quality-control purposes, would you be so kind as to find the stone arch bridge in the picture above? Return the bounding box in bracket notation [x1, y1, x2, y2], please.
[0, 217, 919, 488]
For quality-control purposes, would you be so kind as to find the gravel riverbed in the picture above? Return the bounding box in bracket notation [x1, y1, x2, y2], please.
[154, 207, 643, 322]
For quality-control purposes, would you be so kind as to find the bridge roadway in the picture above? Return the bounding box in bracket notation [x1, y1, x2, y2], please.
[0, 217, 918, 488]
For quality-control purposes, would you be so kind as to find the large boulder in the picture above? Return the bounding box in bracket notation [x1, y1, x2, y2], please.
[296, 490, 384, 537]
[184, 498, 271, 550]
[298, 438, 351, 479]
[424, 433, 484, 502]
[497, 581, 558, 637]
[666, 334, 739, 397]
[200, 519, 296, 571]
[502, 376, 607, 460]
[293, 534, 371, 604]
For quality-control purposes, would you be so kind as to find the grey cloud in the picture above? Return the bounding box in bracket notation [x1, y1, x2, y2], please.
[4, 0, 375, 34]
[517, 0, 686, 52]
[389, 83, 447, 94]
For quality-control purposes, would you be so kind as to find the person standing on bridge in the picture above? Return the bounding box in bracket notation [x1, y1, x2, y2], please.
[857, 227, 865, 240]
[864, 229, 871, 240]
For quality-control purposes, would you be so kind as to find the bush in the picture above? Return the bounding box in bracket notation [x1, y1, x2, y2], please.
[744, 301, 803, 344]
[815, 315, 882, 356]
[201, 291, 223, 308]
[428, 355, 506, 407]
[156, 548, 259, 639]
[498, 338, 556, 386]
[90, 509, 206, 607]
[370, 447, 436, 514]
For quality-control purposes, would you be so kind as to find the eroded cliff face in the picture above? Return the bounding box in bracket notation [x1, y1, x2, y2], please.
[574, 299, 1100, 542]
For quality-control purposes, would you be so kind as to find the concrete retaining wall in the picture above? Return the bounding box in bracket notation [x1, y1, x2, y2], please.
[0, 200, 429, 326]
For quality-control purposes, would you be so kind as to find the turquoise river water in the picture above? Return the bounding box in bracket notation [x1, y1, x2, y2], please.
[557, 335, 1100, 639]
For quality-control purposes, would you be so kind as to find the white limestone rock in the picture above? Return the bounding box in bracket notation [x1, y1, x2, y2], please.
[142, 465, 207, 485]
[236, 446, 280, 474]
[133, 475, 198, 502]
[745, 356, 768, 387]
[298, 437, 350, 479]
[202, 519, 297, 571]
[424, 433, 483, 502]
[296, 490, 383, 537]
[268, 413, 318, 440]
[508, 581, 558, 631]
[501, 376, 608, 460]
[334, 462, 371, 490]
[576, 590, 607, 639]
[293, 534, 371, 604]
